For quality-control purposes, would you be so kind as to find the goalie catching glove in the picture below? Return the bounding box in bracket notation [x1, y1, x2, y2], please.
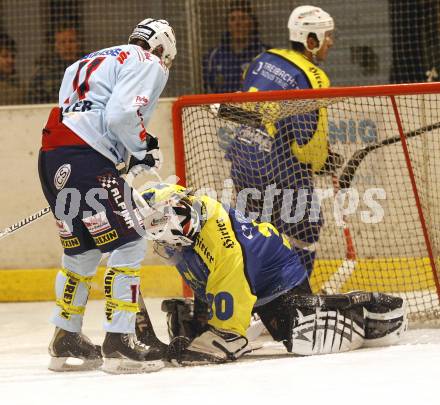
[167, 326, 251, 366]
[128, 132, 162, 175]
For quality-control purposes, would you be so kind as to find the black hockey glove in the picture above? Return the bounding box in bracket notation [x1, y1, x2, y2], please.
[128, 132, 162, 175]
[314, 150, 344, 176]
[161, 298, 208, 341]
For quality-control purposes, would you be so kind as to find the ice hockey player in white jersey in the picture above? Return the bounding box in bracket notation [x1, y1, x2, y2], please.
[38, 19, 176, 374]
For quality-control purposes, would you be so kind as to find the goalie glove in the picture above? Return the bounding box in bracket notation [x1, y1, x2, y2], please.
[128, 132, 163, 175]
[168, 326, 251, 366]
[161, 298, 208, 341]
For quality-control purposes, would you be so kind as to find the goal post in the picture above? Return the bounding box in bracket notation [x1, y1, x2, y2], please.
[172, 82, 440, 324]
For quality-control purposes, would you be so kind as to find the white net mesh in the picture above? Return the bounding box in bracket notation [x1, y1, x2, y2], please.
[0, 1, 439, 105]
[174, 84, 440, 324]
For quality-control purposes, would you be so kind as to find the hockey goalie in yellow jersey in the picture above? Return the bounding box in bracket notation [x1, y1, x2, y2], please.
[134, 183, 408, 366]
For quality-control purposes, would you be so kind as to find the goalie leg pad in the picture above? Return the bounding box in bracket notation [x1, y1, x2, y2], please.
[255, 281, 313, 343]
[168, 326, 251, 366]
[363, 293, 408, 347]
[290, 307, 365, 355]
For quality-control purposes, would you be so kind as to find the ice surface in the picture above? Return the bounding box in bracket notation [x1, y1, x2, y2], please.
[1, 299, 440, 405]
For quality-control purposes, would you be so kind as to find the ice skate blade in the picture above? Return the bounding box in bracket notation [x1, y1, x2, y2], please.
[48, 356, 103, 372]
[102, 357, 165, 374]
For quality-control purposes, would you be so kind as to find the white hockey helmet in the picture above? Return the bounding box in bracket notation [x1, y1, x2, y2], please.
[129, 18, 177, 67]
[287, 5, 334, 54]
[135, 183, 200, 247]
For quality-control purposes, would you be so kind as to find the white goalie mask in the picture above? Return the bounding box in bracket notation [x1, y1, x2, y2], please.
[129, 18, 177, 68]
[133, 183, 201, 247]
[287, 5, 334, 55]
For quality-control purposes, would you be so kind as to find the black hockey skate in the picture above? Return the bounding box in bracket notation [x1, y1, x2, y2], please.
[135, 309, 168, 357]
[48, 327, 103, 372]
[101, 332, 165, 374]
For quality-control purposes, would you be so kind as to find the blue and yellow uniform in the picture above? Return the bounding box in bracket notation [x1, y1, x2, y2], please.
[163, 193, 307, 337]
[226, 49, 330, 247]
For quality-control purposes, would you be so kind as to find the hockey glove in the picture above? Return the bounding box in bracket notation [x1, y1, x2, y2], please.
[128, 132, 163, 175]
[314, 150, 344, 176]
[161, 298, 209, 341]
[168, 326, 251, 366]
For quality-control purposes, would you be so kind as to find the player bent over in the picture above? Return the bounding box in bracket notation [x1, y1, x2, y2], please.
[135, 183, 408, 365]
[38, 19, 176, 373]
[226, 6, 339, 277]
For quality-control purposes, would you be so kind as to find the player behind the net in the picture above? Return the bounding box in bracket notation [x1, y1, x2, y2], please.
[134, 183, 408, 365]
[223, 5, 341, 278]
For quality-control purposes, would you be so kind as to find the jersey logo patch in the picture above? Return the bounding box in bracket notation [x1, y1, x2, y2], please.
[134, 95, 149, 106]
[82, 211, 111, 235]
[55, 219, 73, 237]
[117, 51, 130, 64]
[54, 164, 71, 190]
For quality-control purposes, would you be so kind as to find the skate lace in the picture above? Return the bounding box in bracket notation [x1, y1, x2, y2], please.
[126, 333, 149, 351]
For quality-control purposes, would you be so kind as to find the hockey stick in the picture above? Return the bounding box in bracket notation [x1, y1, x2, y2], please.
[338, 121, 440, 189]
[0, 167, 138, 242]
[0, 206, 52, 241]
[322, 120, 440, 293]
[0, 169, 165, 346]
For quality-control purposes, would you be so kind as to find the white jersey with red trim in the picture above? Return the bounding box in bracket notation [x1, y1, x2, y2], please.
[58, 44, 169, 165]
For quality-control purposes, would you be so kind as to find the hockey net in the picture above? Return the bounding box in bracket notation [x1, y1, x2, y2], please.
[172, 83, 440, 325]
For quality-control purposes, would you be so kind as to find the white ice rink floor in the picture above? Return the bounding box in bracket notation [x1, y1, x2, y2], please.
[1, 299, 440, 405]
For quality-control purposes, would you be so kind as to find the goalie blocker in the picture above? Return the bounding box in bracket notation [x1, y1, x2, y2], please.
[164, 290, 407, 363]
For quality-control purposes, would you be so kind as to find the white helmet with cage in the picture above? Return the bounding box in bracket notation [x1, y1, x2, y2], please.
[287, 5, 334, 55]
[134, 183, 200, 247]
[129, 18, 177, 68]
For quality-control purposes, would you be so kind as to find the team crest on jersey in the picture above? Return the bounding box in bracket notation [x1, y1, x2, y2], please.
[241, 224, 254, 240]
[54, 164, 71, 190]
[82, 211, 111, 235]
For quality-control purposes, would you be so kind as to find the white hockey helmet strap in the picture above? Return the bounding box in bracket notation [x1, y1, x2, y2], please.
[129, 18, 177, 67]
[287, 5, 334, 55]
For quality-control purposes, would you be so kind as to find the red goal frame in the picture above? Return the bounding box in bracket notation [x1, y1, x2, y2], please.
[172, 82, 440, 300]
